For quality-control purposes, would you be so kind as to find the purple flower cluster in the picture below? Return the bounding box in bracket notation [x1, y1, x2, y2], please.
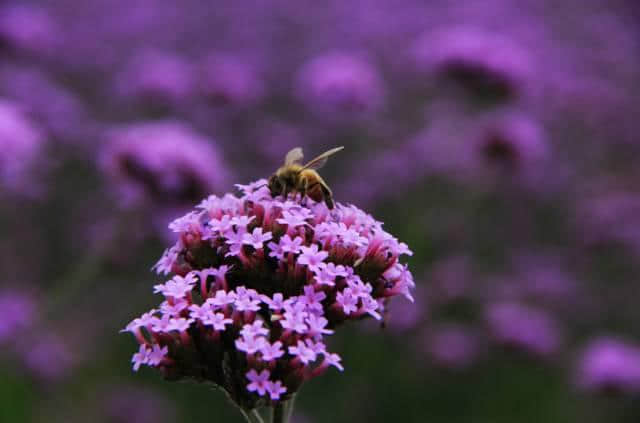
[576, 337, 640, 395]
[123, 179, 413, 408]
[0, 98, 47, 196]
[99, 120, 230, 208]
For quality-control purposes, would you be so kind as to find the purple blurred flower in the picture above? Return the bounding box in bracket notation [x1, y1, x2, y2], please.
[424, 325, 482, 370]
[486, 302, 562, 357]
[577, 191, 640, 255]
[198, 54, 264, 107]
[0, 290, 36, 342]
[576, 337, 640, 395]
[105, 386, 176, 423]
[20, 334, 74, 382]
[0, 4, 58, 55]
[0, 65, 90, 143]
[99, 120, 229, 208]
[295, 52, 384, 118]
[0, 99, 47, 196]
[123, 179, 414, 409]
[412, 26, 534, 100]
[113, 49, 194, 108]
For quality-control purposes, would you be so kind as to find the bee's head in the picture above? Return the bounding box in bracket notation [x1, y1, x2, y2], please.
[268, 173, 282, 197]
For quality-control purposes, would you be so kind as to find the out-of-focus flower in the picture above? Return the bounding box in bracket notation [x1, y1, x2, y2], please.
[0, 4, 58, 55]
[295, 52, 384, 119]
[486, 302, 562, 357]
[411, 26, 534, 101]
[99, 120, 229, 208]
[113, 49, 194, 109]
[104, 386, 176, 423]
[0, 99, 47, 196]
[424, 324, 481, 370]
[576, 337, 640, 395]
[198, 54, 264, 107]
[0, 65, 91, 143]
[577, 191, 640, 255]
[0, 290, 36, 343]
[122, 179, 414, 410]
[19, 334, 74, 382]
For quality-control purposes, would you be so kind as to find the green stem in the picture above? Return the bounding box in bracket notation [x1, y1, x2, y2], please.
[272, 402, 285, 423]
[284, 394, 297, 422]
[239, 408, 265, 423]
[271, 395, 296, 423]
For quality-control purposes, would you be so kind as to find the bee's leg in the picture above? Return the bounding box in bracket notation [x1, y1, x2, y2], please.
[300, 177, 309, 206]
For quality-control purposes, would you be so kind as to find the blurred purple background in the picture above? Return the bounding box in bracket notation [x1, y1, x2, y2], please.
[1, 0, 640, 422]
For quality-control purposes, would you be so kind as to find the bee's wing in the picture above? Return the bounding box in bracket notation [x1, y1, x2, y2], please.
[284, 147, 304, 166]
[301, 146, 344, 171]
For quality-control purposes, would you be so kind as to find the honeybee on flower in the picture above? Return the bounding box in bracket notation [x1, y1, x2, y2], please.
[268, 146, 344, 209]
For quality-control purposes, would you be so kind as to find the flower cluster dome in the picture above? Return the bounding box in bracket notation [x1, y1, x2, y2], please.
[123, 179, 414, 409]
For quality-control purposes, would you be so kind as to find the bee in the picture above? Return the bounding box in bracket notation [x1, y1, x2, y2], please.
[268, 146, 344, 209]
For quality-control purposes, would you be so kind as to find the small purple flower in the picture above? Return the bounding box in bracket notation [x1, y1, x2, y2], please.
[280, 309, 308, 334]
[208, 290, 237, 307]
[203, 312, 233, 331]
[132, 345, 149, 371]
[242, 227, 273, 250]
[231, 215, 255, 230]
[152, 246, 179, 275]
[324, 262, 348, 278]
[236, 335, 267, 355]
[208, 215, 234, 237]
[280, 235, 304, 255]
[359, 296, 382, 320]
[297, 245, 328, 271]
[246, 369, 270, 396]
[265, 380, 287, 400]
[160, 299, 188, 317]
[261, 293, 286, 312]
[323, 352, 344, 372]
[225, 230, 246, 257]
[312, 264, 336, 287]
[306, 314, 334, 337]
[267, 241, 285, 260]
[288, 340, 317, 365]
[240, 321, 269, 338]
[260, 341, 285, 361]
[336, 288, 359, 315]
[147, 345, 169, 366]
[277, 211, 308, 229]
[167, 318, 193, 333]
[154, 274, 196, 299]
[299, 285, 326, 314]
[234, 291, 262, 312]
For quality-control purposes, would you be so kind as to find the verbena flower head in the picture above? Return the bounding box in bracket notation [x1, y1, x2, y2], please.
[0, 99, 47, 196]
[295, 52, 384, 119]
[123, 179, 414, 409]
[198, 54, 264, 108]
[99, 120, 229, 208]
[411, 26, 534, 101]
[575, 337, 640, 395]
[113, 49, 194, 109]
